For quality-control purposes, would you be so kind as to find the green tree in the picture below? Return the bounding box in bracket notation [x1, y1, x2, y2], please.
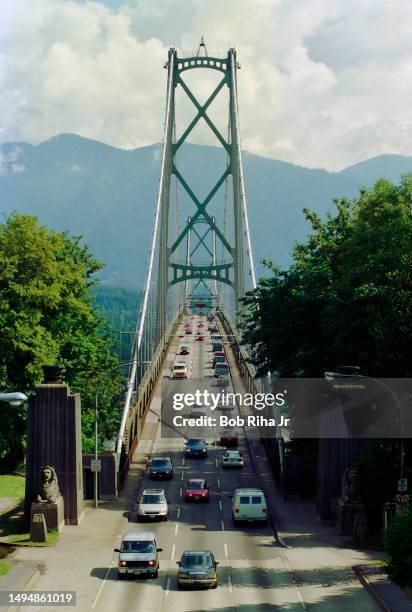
[384, 503, 412, 586]
[0, 212, 122, 469]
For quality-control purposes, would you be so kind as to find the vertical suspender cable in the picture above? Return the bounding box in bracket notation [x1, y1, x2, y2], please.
[230, 50, 257, 290]
[116, 50, 175, 459]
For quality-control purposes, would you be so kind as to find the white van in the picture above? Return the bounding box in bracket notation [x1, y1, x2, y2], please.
[114, 531, 163, 578]
[231, 488, 268, 524]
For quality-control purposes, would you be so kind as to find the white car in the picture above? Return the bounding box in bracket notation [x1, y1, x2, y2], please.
[137, 489, 168, 521]
[172, 362, 189, 379]
[222, 450, 244, 468]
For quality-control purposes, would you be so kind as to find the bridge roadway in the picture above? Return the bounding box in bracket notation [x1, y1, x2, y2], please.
[93, 314, 378, 612]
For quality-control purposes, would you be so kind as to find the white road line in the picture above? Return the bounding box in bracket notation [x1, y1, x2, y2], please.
[91, 556, 115, 611]
[175, 523, 179, 535]
[228, 572, 233, 592]
[177, 507, 181, 519]
[224, 543, 229, 559]
[165, 576, 171, 596]
[219, 500, 223, 511]
[221, 519, 225, 532]
[179, 487, 182, 498]
[171, 544, 175, 561]
[182, 457, 185, 466]
[181, 471, 184, 480]
[215, 457, 218, 467]
[217, 477, 221, 488]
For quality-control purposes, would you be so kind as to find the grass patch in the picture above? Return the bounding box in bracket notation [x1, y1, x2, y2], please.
[0, 474, 26, 499]
[5, 529, 59, 547]
[0, 559, 13, 576]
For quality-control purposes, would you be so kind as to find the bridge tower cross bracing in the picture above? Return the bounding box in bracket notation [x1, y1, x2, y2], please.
[156, 43, 256, 336]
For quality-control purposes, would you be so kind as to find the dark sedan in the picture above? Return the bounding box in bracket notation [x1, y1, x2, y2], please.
[148, 457, 173, 479]
[185, 438, 208, 457]
[177, 550, 219, 589]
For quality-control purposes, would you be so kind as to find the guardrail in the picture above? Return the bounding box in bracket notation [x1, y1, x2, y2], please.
[118, 313, 184, 484]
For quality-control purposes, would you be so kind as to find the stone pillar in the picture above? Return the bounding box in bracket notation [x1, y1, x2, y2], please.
[25, 366, 84, 525]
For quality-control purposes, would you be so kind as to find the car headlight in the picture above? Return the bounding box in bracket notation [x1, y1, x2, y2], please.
[202, 448, 207, 452]
[207, 571, 216, 579]
[119, 561, 126, 567]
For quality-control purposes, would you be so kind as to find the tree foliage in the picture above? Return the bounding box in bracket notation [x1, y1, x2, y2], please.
[0, 213, 123, 469]
[384, 503, 412, 586]
[242, 176, 412, 378]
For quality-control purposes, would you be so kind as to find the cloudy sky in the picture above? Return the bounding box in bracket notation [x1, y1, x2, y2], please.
[1, 0, 411, 170]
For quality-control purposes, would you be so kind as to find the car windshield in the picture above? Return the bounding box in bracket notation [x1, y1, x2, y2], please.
[181, 553, 212, 567]
[216, 364, 229, 372]
[188, 439, 204, 447]
[187, 481, 205, 490]
[121, 540, 155, 553]
[151, 459, 169, 467]
[141, 495, 163, 503]
[174, 365, 186, 370]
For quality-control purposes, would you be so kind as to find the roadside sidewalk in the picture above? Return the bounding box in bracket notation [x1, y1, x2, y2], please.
[0, 402, 160, 612]
[248, 435, 412, 611]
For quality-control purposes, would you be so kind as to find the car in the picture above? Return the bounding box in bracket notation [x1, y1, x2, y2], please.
[148, 457, 174, 479]
[219, 430, 238, 447]
[115, 531, 162, 579]
[222, 450, 244, 468]
[197, 322, 205, 329]
[212, 341, 223, 352]
[179, 344, 189, 355]
[232, 488, 268, 524]
[185, 327, 192, 335]
[190, 403, 207, 416]
[137, 489, 168, 521]
[177, 550, 219, 589]
[185, 438, 208, 457]
[212, 354, 226, 368]
[172, 362, 188, 379]
[214, 362, 229, 377]
[196, 334, 204, 341]
[210, 334, 221, 340]
[184, 479, 210, 502]
[210, 327, 219, 334]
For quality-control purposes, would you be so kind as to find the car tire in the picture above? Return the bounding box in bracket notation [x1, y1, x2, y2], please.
[164, 514, 168, 521]
[153, 570, 159, 578]
[211, 581, 218, 589]
[118, 571, 125, 580]
[177, 580, 183, 589]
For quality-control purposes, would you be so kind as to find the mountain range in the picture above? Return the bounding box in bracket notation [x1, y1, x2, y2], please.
[1, 133, 411, 287]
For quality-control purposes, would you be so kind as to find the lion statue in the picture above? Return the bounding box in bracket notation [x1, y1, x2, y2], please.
[341, 465, 362, 503]
[36, 466, 61, 503]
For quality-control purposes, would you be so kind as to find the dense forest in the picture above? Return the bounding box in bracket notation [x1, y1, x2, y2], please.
[92, 286, 141, 361]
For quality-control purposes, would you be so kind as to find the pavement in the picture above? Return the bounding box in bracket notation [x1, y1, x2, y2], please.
[0, 315, 410, 611]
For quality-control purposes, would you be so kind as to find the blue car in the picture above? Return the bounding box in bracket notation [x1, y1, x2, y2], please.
[185, 438, 208, 457]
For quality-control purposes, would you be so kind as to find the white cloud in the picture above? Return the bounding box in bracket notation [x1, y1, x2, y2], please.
[0, 0, 411, 170]
[0, 146, 25, 176]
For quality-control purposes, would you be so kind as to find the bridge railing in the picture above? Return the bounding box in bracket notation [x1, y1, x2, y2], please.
[118, 312, 184, 484]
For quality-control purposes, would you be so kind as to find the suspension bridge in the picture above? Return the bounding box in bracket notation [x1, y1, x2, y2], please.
[116, 40, 258, 474]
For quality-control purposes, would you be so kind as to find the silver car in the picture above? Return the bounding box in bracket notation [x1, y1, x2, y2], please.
[137, 489, 168, 521]
[115, 531, 163, 579]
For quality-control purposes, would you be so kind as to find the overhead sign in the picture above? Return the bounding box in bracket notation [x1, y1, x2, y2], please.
[90, 459, 102, 472]
[398, 477, 408, 492]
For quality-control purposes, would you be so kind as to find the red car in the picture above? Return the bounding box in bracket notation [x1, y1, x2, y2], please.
[219, 430, 238, 447]
[196, 334, 204, 341]
[184, 479, 209, 502]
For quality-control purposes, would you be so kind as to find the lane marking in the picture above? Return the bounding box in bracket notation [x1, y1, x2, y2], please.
[221, 519, 225, 532]
[217, 478, 221, 488]
[175, 523, 179, 535]
[177, 507, 181, 519]
[228, 571, 233, 593]
[165, 576, 171, 596]
[224, 543, 229, 559]
[215, 457, 218, 467]
[219, 500, 223, 512]
[179, 487, 182, 498]
[181, 471, 184, 480]
[171, 544, 175, 561]
[90, 558, 115, 611]
[182, 457, 185, 466]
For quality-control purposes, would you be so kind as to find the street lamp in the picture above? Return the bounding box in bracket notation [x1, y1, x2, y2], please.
[94, 362, 135, 509]
[0, 392, 28, 406]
